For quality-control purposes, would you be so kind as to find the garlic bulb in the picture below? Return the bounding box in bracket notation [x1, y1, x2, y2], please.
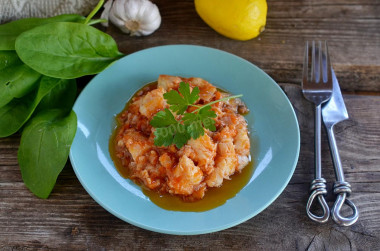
[101, 0, 161, 36]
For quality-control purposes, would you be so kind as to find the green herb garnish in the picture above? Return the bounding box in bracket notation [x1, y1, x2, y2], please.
[150, 82, 242, 148]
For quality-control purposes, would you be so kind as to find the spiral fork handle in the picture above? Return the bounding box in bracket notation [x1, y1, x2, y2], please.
[306, 178, 330, 223]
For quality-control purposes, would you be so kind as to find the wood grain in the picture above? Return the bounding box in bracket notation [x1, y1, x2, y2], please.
[1, 0, 380, 249]
[1, 85, 379, 250]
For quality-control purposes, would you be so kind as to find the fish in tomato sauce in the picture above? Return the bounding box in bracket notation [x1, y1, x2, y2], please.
[112, 75, 250, 202]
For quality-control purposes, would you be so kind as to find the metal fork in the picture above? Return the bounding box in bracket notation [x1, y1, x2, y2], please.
[302, 41, 333, 223]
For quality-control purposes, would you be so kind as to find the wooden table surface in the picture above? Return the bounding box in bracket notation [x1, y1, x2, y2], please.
[1, 0, 379, 249]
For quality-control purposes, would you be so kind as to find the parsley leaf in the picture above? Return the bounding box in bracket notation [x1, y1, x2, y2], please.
[153, 122, 190, 148]
[198, 106, 217, 131]
[172, 124, 190, 148]
[153, 127, 174, 147]
[150, 108, 177, 127]
[183, 106, 217, 138]
[150, 108, 191, 148]
[179, 81, 200, 105]
[150, 82, 242, 148]
[163, 82, 200, 114]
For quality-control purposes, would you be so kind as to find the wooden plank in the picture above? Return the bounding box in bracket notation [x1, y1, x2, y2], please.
[0, 84, 379, 249]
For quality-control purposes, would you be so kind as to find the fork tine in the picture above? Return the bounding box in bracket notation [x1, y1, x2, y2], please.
[302, 41, 309, 86]
[318, 41, 323, 83]
[311, 41, 316, 83]
[325, 41, 333, 87]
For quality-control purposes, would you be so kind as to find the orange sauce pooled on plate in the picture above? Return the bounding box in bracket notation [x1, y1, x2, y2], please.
[109, 82, 254, 212]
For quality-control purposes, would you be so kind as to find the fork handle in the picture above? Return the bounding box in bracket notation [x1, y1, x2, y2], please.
[306, 104, 330, 223]
[314, 104, 323, 179]
[326, 126, 359, 226]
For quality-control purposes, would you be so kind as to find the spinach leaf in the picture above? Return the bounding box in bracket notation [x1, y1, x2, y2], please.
[0, 76, 69, 137]
[18, 109, 77, 198]
[0, 51, 41, 107]
[36, 79, 77, 112]
[0, 50, 20, 70]
[15, 22, 124, 79]
[0, 14, 85, 50]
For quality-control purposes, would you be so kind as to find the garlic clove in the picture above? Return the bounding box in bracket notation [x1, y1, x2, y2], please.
[100, 0, 114, 27]
[137, 3, 158, 24]
[111, 0, 128, 21]
[138, 19, 160, 35]
[136, 1, 161, 35]
[109, 13, 131, 34]
[127, 0, 141, 20]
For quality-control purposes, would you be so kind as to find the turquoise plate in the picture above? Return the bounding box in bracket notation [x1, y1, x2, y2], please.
[69, 45, 300, 235]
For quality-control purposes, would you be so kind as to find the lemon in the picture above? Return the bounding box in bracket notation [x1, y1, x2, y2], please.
[195, 0, 267, 41]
